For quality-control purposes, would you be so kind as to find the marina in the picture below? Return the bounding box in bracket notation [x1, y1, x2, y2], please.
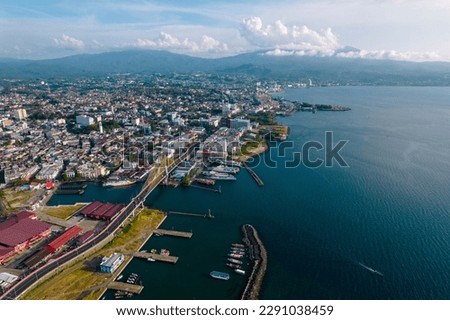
[242, 163, 264, 186]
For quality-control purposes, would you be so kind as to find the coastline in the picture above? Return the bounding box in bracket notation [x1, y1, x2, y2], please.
[21, 207, 166, 300]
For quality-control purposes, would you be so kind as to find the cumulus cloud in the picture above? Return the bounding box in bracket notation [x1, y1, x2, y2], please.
[241, 17, 339, 56]
[52, 34, 85, 50]
[335, 49, 443, 61]
[134, 32, 228, 53]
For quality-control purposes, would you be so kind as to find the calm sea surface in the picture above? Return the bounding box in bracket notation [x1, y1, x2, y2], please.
[50, 86, 450, 299]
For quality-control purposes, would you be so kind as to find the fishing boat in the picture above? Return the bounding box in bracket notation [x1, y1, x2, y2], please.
[195, 178, 216, 186]
[227, 258, 243, 265]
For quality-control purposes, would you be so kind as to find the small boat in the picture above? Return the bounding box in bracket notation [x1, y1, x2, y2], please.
[226, 263, 241, 269]
[232, 243, 245, 249]
[116, 274, 123, 281]
[195, 178, 216, 186]
[235, 269, 246, 275]
[140, 250, 147, 253]
[210, 271, 230, 280]
[147, 257, 155, 262]
[228, 253, 244, 259]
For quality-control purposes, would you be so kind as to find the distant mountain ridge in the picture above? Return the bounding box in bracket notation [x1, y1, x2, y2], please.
[1, 49, 450, 85]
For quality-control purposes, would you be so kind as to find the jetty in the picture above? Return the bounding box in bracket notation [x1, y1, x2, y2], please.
[243, 163, 264, 186]
[131, 252, 179, 264]
[154, 229, 193, 239]
[108, 281, 144, 294]
[168, 210, 214, 219]
[241, 224, 267, 300]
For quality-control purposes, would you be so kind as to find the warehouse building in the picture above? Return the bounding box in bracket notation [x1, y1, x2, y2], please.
[100, 253, 124, 273]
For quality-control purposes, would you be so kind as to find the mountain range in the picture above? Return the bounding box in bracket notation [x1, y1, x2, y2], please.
[1, 50, 450, 85]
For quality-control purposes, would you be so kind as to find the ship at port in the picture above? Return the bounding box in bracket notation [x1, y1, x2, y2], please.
[210, 271, 230, 280]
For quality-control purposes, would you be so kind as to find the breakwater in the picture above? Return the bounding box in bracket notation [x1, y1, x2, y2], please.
[241, 224, 267, 300]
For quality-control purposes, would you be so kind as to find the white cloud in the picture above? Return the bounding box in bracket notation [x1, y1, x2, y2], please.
[52, 34, 85, 50]
[134, 32, 228, 53]
[241, 17, 340, 55]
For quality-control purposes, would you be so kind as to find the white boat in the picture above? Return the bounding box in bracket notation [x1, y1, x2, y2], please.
[209, 172, 237, 181]
[147, 258, 155, 262]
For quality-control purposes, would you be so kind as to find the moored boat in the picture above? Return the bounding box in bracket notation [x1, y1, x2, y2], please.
[227, 258, 243, 265]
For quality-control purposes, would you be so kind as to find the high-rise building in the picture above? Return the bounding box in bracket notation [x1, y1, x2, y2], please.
[13, 109, 27, 120]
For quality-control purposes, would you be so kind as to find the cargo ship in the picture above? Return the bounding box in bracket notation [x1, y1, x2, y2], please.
[195, 178, 216, 186]
[227, 258, 243, 265]
[210, 271, 230, 280]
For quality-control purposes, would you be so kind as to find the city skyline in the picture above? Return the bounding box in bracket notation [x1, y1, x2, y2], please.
[1, 0, 450, 61]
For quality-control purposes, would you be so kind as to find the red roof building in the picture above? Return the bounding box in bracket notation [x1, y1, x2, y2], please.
[44, 225, 83, 253]
[76, 230, 94, 245]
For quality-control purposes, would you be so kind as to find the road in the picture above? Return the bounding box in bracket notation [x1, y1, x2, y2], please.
[0, 145, 196, 300]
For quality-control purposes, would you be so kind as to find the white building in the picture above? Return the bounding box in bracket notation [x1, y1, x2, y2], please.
[36, 163, 63, 181]
[76, 115, 94, 127]
[13, 109, 27, 120]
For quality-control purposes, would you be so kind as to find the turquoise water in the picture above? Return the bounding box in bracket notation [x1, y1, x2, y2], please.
[50, 86, 450, 299]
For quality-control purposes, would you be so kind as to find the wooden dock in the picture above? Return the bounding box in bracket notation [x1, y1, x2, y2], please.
[243, 163, 264, 186]
[154, 229, 193, 238]
[132, 252, 179, 264]
[108, 281, 144, 294]
[168, 210, 214, 219]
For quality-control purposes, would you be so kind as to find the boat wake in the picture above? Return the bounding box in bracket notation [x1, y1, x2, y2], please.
[358, 262, 384, 277]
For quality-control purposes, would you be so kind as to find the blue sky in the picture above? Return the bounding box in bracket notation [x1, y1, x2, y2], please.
[1, 0, 450, 61]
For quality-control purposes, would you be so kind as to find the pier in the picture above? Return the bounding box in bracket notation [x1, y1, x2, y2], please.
[168, 210, 214, 219]
[154, 229, 193, 239]
[107, 281, 144, 294]
[243, 163, 264, 186]
[131, 252, 179, 264]
[188, 184, 221, 193]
